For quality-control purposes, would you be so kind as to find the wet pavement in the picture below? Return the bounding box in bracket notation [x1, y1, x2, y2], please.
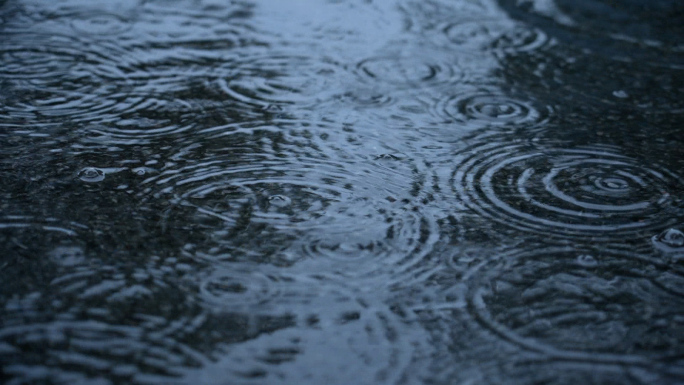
[1, 0, 683, 384]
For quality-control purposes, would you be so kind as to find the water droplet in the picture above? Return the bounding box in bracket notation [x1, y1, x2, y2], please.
[48, 246, 86, 267]
[576, 254, 598, 267]
[78, 167, 105, 183]
[653, 228, 684, 251]
[268, 195, 292, 208]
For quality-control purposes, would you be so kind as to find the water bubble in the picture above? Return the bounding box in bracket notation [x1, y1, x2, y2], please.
[48, 246, 86, 267]
[576, 254, 598, 267]
[78, 167, 105, 183]
[268, 194, 292, 208]
[449, 141, 684, 241]
[652, 228, 684, 252]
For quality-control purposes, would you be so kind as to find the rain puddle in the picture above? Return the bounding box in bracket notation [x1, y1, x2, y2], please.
[1, 0, 683, 383]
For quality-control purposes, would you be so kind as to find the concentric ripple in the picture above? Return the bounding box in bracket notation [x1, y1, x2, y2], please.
[0, 215, 85, 238]
[0, 33, 133, 123]
[497, 0, 684, 68]
[187, 282, 431, 385]
[196, 265, 360, 316]
[652, 228, 684, 260]
[0, 255, 209, 384]
[442, 19, 552, 55]
[297, 205, 440, 282]
[429, 89, 552, 130]
[451, 142, 684, 240]
[466, 247, 684, 368]
[355, 54, 465, 89]
[69, 11, 132, 35]
[148, 157, 351, 233]
[214, 53, 343, 109]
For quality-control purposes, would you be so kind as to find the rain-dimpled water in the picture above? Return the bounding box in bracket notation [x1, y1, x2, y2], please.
[1, 0, 683, 384]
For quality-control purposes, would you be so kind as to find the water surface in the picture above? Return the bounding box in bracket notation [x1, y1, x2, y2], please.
[1, 0, 683, 383]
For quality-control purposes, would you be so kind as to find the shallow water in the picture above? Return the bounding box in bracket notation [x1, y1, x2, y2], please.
[0, 0, 683, 383]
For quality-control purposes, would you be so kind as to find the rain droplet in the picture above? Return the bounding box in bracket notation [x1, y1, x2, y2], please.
[268, 195, 292, 208]
[78, 167, 105, 183]
[653, 228, 684, 250]
[576, 254, 598, 267]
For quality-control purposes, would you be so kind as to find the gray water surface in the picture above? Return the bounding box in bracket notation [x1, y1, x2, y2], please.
[1, 0, 683, 384]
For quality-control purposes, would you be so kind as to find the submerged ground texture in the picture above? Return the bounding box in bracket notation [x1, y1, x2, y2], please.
[1, 0, 683, 384]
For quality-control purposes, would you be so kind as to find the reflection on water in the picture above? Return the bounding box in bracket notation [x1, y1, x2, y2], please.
[1, 0, 683, 383]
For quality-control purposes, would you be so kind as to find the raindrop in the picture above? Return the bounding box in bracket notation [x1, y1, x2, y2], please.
[652, 228, 684, 252]
[268, 195, 292, 208]
[576, 254, 598, 267]
[78, 167, 105, 183]
[48, 246, 86, 267]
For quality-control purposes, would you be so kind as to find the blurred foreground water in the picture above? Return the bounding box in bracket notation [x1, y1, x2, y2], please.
[1, 0, 683, 383]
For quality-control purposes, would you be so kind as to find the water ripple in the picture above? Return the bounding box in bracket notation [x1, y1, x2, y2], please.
[450, 141, 684, 241]
[296, 204, 440, 283]
[0, 253, 210, 384]
[427, 88, 553, 130]
[497, 0, 684, 68]
[441, 19, 552, 56]
[0, 32, 134, 123]
[187, 281, 431, 385]
[68, 11, 132, 35]
[355, 54, 465, 89]
[465, 246, 684, 371]
[213, 53, 343, 109]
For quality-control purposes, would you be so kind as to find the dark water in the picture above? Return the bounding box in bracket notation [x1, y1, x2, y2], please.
[1, 0, 683, 383]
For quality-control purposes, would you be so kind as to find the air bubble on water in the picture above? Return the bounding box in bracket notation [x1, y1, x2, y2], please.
[77, 167, 105, 183]
[48, 246, 86, 267]
[652, 228, 684, 251]
[613, 90, 629, 98]
[132, 167, 157, 176]
[268, 195, 292, 208]
[576, 254, 598, 267]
